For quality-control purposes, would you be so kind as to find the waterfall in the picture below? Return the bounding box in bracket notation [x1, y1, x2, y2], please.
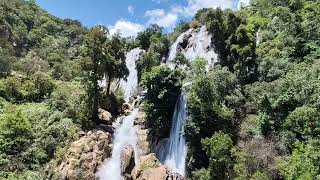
[167, 30, 191, 68]
[97, 109, 139, 180]
[167, 26, 217, 68]
[165, 95, 188, 176]
[154, 95, 188, 177]
[121, 48, 143, 102]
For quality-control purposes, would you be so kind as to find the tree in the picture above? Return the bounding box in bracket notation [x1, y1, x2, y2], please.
[137, 24, 162, 50]
[0, 108, 33, 155]
[0, 50, 12, 78]
[284, 106, 320, 140]
[278, 140, 320, 179]
[81, 25, 108, 123]
[199, 131, 234, 180]
[103, 34, 128, 95]
[229, 24, 257, 84]
[172, 52, 189, 69]
[136, 50, 160, 82]
[140, 65, 183, 138]
[186, 64, 239, 171]
[30, 71, 55, 102]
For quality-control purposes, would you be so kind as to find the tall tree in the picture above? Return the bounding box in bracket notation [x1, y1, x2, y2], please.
[137, 24, 163, 50]
[103, 34, 128, 95]
[81, 25, 108, 123]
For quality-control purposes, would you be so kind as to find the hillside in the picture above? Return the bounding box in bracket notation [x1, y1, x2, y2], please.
[1, 0, 320, 179]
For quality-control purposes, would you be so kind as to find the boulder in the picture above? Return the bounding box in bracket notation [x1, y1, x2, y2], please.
[98, 108, 112, 125]
[134, 110, 146, 125]
[136, 127, 151, 155]
[55, 130, 112, 180]
[120, 145, 135, 175]
[131, 153, 184, 180]
[122, 103, 133, 115]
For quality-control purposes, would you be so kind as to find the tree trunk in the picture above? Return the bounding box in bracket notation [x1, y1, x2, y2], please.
[107, 74, 112, 95]
[92, 63, 99, 124]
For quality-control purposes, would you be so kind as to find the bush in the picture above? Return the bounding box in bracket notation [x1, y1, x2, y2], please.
[278, 140, 320, 179]
[141, 65, 183, 139]
[284, 106, 320, 140]
[199, 131, 234, 180]
[186, 63, 240, 170]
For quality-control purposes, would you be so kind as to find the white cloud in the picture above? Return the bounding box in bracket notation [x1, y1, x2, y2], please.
[145, 9, 165, 17]
[109, 20, 144, 37]
[145, 9, 178, 28]
[174, 0, 236, 17]
[144, 0, 240, 30]
[128, 5, 134, 15]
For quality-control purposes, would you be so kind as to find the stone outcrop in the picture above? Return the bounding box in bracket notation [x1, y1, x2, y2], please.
[55, 130, 112, 180]
[134, 109, 146, 126]
[133, 108, 151, 156]
[121, 145, 135, 176]
[98, 108, 113, 125]
[136, 127, 151, 155]
[122, 102, 133, 115]
[131, 153, 184, 180]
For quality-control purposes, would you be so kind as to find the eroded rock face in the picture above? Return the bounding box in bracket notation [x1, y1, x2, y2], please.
[131, 153, 184, 180]
[122, 102, 133, 115]
[98, 108, 113, 125]
[136, 127, 151, 155]
[55, 130, 112, 180]
[121, 145, 135, 176]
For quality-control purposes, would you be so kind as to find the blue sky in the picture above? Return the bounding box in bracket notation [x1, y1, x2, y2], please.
[36, 0, 249, 37]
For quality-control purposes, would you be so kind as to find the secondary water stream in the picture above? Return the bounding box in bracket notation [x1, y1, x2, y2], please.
[121, 48, 143, 102]
[154, 95, 188, 177]
[97, 48, 143, 180]
[164, 95, 188, 176]
[97, 109, 139, 180]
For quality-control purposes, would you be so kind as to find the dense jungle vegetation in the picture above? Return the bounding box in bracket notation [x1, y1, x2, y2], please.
[0, 0, 320, 179]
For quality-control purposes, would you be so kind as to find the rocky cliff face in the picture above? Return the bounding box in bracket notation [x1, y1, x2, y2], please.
[54, 130, 112, 180]
[131, 153, 184, 180]
[167, 26, 217, 68]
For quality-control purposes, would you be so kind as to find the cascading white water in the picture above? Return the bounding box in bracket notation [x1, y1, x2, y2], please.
[167, 30, 191, 68]
[154, 95, 188, 177]
[121, 48, 143, 101]
[97, 109, 139, 180]
[164, 95, 188, 176]
[167, 26, 217, 68]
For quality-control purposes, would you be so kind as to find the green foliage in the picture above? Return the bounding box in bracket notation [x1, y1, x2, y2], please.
[103, 33, 129, 94]
[0, 71, 55, 103]
[171, 52, 189, 69]
[137, 24, 163, 50]
[81, 26, 128, 122]
[49, 81, 87, 125]
[13, 51, 50, 76]
[258, 62, 320, 138]
[0, 108, 33, 160]
[0, 0, 88, 177]
[0, 102, 79, 178]
[192, 168, 211, 180]
[141, 66, 183, 138]
[136, 24, 170, 81]
[186, 61, 241, 170]
[136, 49, 161, 82]
[0, 49, 14, 78]
[285, 106, 320, 140]
[199, 131, 234, 180]
[168, 21, 190, 43]
[278, 140, 320, 179]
